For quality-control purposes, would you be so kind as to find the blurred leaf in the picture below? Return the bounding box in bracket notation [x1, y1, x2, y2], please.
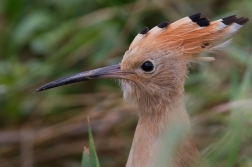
[81, 148, 91, 167]
[4, 0, 23, 19]
[31, 23, 74, 55]
[238, 55, 252, 99]
[88, 119, 100, 167]
[11, 10, 56, 47]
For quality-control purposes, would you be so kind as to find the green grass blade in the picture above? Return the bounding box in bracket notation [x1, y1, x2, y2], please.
[81, 147, 91, 167]
[88, 118, 100, 167]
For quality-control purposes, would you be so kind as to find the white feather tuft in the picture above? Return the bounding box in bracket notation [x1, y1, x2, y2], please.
[207, 38, 233, 53]
[195, 57, 215, 61]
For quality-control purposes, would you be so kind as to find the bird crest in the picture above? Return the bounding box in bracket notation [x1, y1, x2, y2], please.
[126, 13, 249, 62]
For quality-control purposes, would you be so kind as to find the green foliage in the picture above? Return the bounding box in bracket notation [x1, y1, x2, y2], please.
[88, 120, 100, 167]
[81, 120, 100, 167]
[0, 0, 252, 167]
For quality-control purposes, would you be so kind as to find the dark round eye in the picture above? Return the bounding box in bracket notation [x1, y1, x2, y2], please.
[141, 61, 154, 72]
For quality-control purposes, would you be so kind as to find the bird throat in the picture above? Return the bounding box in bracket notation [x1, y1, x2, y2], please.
[126, 97, 204, 167]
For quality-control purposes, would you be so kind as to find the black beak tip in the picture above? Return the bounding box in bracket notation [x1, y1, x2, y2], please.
[36, 87, 45, 92]
[36, 88, 42, 92]
[36, 85, 50, 92]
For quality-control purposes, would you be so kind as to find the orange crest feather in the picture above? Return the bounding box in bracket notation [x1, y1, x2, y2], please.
[129, 13, 249, 61]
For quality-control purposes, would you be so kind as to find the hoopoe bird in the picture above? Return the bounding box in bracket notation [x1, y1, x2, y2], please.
[37, 13, 249, 167]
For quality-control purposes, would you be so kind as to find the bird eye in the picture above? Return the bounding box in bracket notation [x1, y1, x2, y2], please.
[141, 61, 154, 72]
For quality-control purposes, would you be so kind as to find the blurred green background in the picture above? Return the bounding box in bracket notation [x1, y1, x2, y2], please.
[0, 0, 252, 167]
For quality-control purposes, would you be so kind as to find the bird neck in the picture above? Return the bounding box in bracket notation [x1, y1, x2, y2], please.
[126, 97, 204, 167]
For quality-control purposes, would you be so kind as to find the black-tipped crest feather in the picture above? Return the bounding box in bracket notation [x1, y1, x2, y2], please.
[157, 21, 169, 28]
[222, 15, 236, 20]
[139, 27, 149, 34]
[189, 13, 201, 22]
[235, 17, 249, 25]
[197, 18, 210, 27]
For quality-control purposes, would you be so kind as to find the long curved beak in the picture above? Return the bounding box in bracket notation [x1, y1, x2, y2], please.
[37, 64, 127, 92]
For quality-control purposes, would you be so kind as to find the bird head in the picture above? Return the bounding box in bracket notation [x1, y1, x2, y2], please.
[37, 13, 248, 113]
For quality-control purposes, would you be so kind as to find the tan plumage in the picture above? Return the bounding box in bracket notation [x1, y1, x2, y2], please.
[121, 13, 248, 167]
[37, 13, 249, 167]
